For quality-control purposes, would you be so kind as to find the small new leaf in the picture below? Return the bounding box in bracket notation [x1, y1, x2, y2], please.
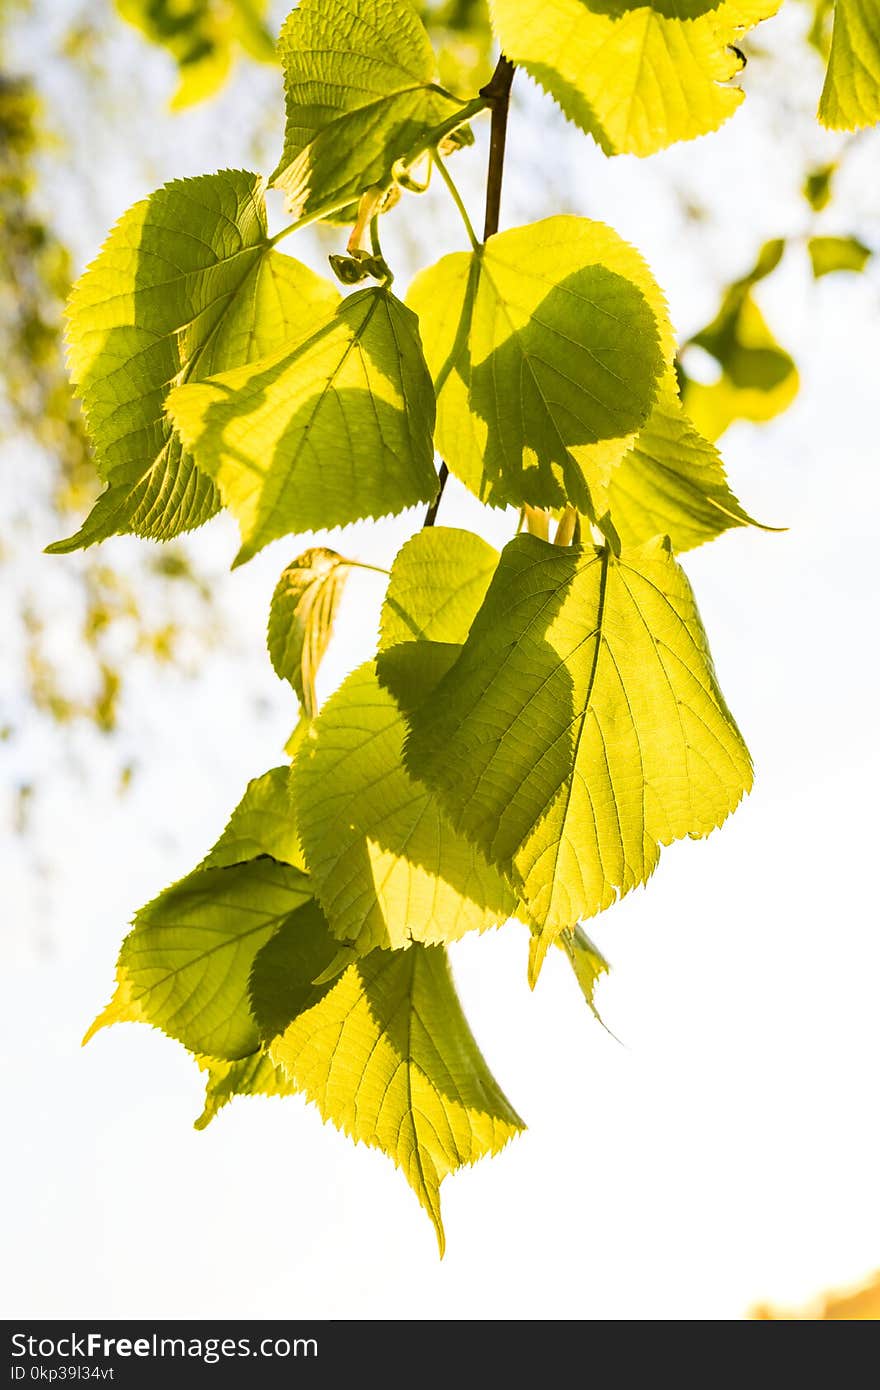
[167, 287, 438, 564]
[268, 550, 352, 717]
[404, 533, 752, 965]
[52, 170, 339, 552]
[408, 216, 668, 513]
[272, 0, 475, 218]
[269, 940, 525, 1253]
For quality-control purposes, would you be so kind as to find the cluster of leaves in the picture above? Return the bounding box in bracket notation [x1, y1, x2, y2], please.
[70, 0, 879, 1247]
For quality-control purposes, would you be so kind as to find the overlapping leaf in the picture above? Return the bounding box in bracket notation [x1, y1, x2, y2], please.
[272, 0, 475, 218]
[292, 662, 515, 953]
[267, 938, 524, 1252]
[404, 533, 752, 965]
[194, 1051, 298, 1130]
[201, 766, 304, 871]
[818, 0, 880, 131]
[168, 287, 438, 565]
[680, 240, 798, 441]
[489, 0, 780, 156]
[407, 216, 668, 513]
[52, 170, 339, 552]
[267, 549, 353, 717]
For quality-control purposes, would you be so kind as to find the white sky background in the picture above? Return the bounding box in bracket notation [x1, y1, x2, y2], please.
[2, 1, 880, 1320]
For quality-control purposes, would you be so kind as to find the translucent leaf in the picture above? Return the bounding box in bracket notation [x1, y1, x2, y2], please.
[272, 0, 473, 218]
[594, 385, 765, 551]
[818, 0, 880, 131]
[807, 234, 873, 277]
[115, 1, 276, 110]
[202, 766, 303, 871]
[407, 216, 668, 512]
[167, 287, 438, 565]
[267, 549, 352, 717]
[269, 940, 524, 1252]
[291, 661, 516, 953]
[559, 926, 611, 1025]
[489, 0, 779, 157]
[119, 858, 312, 1058]
[248, 899, 341, 1041]
[52, 170, 339, 552]
[404, 533, 752, 964]
[194, 1051, 298, 1130]
[680, 239, 798, 441]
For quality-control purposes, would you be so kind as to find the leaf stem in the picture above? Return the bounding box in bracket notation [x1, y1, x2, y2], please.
[433, 150, 479, 251]
[423, 56, 516, 527]
[343, 559, 390, 577]
[268, 196, 359, 247]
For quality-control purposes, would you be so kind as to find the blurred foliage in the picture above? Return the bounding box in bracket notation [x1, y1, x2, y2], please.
[679, 241, 799, 442]
[753, 1269, 880, 1319]
[808, 232, 872, 277]
[0, 60, 217, 743]
[114, 0, 276, 108]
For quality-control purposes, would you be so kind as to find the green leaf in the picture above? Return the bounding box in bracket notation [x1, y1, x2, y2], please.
[489, 0, 780, 157]
[248, 898, 341, 1040]
[194, 1050, 298, 1130]
[558, 926, 611, 1026]
[268, 940, 524, 1253]
[803, 161, 837, 212]
[267, 549, 352, 717]
[680, 239, 798, 441]
[115, 1, 276, 110]
[51, 170, 339, 553]
[202, 766, 304, 872]
[167, 287, 439, 565]
[272, 0, 475, 218]
[818, 0, 880, 130]
[119, 858, 312, 1058]
[593, 385, 766, 552]
[378, 524, 498, 647]
[291, 662, 516, 953]
[807, 234, 873, 277]
[407, 216, 669, 512]
[404, 533, 752, 965]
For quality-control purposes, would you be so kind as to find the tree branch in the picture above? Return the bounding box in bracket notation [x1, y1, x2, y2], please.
[424, 55, 516, 528]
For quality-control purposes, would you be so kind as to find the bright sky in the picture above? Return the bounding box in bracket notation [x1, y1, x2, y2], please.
[3, 2, 880, 1320]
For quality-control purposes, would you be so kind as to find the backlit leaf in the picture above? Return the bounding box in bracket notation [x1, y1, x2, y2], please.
[52, 170, 339, 552]
[807, 234, 872, 277]
[167, 287, 438, 565]
[267, 549, 352, 717]
[202, 766, 303, 872]
[116, 0, 276, 110]
[818, 0, 880, 131]
[194, 1051, 298, 1130]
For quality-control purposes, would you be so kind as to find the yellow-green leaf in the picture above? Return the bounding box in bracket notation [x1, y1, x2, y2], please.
[269, 942, 524, 1252]
[292, 662, 516, 953]
[194, 1051, 298, 1130]
[808, 234, 873, 277]
[267, 549, 352, 717]
[272, 0, 475, 218]
[167, 287, 439, 565]
[51, 170, 339, 552]
[489, 0, 780, 157]
[116, 0, 276, 110]
[407, 216, 668, 512]
[404, 534, 752, 965]
[201, 766, 304, 872]
[818, 0, 880, 130]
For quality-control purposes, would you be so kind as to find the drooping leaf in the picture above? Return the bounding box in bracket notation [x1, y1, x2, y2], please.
[404, 533, 752, 963]
[407, 216, 669, 513]
[680, 239, 798, 441]
[194, 1050, 298, 1130]
[119, 858, 312, 1058]
[807, 234, 873, 277]
[115, 0, 276, 110]
[267, 549, 353, 717]
[272, 0, 475, 219]
[818, 0, 880, 131]
[292, 662, 516, 954]
[51, 170, 339, 552]
[268, 939, 525, 1252]
[202, 766, 303, 871]
[489, 0, 780, 157]
[167, 287, 438, 565]
[593, 385, 767, 551]
[558, 926, 611, 1025]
